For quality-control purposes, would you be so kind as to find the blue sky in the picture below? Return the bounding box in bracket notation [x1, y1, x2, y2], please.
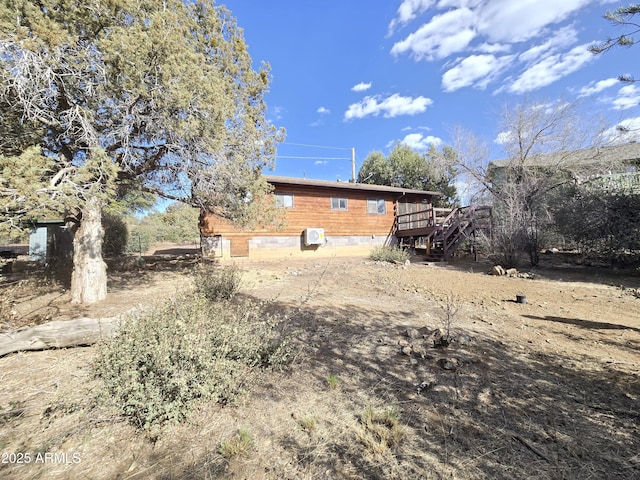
[222, 0, 640, 182]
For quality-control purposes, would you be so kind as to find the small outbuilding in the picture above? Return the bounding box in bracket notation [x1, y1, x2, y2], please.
[28, 219, 73, 263]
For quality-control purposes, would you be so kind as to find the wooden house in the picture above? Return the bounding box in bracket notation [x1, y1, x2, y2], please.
[199, 176, 441, 259]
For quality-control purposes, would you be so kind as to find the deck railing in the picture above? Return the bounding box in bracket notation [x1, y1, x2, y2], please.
[395, 207, 435, 231]
[395, 205, 492, 258]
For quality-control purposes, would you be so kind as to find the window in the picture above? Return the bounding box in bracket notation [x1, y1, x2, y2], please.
[331, 197, 348, 210]
[274, 193, 294, 208]
[367, 198, 386, 214]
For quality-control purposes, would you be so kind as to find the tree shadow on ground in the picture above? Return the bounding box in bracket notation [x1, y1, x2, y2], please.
[523, 314, 640, 333]
[155, 294, 639, 479]
[105, 255, 201, 293]
[433, 255, 640, 290]
[275, 300, 639, 479]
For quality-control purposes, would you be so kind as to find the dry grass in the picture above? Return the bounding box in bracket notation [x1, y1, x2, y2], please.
[356, 406, 403, 456]
[0, 256, 639, 479]
[219, 427, 254, 459]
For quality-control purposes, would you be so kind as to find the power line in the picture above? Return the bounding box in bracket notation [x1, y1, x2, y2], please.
[281, 142, 352, 151]
[276, 155, 350, 160]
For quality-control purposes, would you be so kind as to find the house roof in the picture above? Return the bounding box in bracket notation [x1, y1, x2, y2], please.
[264, 175, 441, 197]
[489, 142, 640, 169]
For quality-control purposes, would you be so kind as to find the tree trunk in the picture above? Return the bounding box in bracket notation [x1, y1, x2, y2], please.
[0, 316, 120, 357]
[71, 198, 107, 304]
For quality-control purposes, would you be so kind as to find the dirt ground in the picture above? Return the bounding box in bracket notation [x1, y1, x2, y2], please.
[0, 249, 639, 479]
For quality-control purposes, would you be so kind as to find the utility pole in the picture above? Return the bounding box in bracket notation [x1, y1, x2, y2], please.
[351, 148, 356, 182]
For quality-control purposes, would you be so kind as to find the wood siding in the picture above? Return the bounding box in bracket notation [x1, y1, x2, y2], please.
[200, 184, 431, 238]
[271, 184, 397, 236]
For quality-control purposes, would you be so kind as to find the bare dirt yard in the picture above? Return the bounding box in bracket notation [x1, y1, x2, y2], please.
[0, 250, 639, 479]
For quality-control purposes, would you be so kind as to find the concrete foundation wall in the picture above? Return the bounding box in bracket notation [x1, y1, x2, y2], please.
[202, 235, 396, 260]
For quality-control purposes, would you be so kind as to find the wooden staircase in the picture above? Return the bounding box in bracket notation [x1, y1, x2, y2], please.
[395, 205, 492, 262]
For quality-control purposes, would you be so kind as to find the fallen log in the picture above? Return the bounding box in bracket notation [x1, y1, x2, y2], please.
[0, 316, 121, 357]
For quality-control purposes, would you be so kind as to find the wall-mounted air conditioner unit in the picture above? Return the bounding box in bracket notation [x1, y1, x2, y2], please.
[304, 228, 325, 246]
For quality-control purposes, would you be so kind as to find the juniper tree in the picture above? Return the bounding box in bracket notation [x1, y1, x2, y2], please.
[0, 0, 282, 303]
[358, 143, 457, 206]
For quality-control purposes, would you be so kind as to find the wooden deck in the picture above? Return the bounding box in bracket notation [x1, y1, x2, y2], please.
[395, 205, 492, 261]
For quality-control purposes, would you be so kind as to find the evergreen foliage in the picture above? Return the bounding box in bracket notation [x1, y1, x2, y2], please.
[0, 0, 283, 301]
[358, 143, 457, 207]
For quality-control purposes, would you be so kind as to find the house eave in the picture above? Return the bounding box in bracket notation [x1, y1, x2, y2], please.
[264, 175, 441, 197]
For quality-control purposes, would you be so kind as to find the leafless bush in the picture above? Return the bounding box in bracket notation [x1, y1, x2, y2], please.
[439, 293, 461, 344]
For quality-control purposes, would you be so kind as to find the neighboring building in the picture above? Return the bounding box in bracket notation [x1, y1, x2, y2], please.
[199, 176, 440, 259]
[488, 142, 640, 191]
[29, 219, 73, 263]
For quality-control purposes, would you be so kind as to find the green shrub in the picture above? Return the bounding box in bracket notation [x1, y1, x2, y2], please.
[192, 264, 242, 302]
[95, 293, 294, 437]
[369, 246, 409, 263]
[126, 228, 152, 256]
[102, 213, 128, 257]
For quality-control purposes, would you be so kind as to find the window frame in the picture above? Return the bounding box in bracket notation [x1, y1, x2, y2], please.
[367, 198, 386, 215]
[274, 193, 294, 209]
[330, 197, 348, 211]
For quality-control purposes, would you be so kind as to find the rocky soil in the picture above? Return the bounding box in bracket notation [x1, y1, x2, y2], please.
[0, 252, 638, 479]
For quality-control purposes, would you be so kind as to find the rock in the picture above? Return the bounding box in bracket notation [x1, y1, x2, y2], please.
[410, 358, 418, 366]
[398, 339, 410, 347]
[456, 334, 471, 345]
[406, 328, 421, 339]
[506, 268, 518, 277]
[438, 358, 458, 370]
[430, 329, 450, 348]
[489, 265, 505, 276]
[404, 259, 410, 267]
[412, 344, 426, 358]
[416, 380, 435, 393]
[401, 346, 412, 356]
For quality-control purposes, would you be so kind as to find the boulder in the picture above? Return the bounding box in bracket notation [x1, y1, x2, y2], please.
[489, 265, 506, 276]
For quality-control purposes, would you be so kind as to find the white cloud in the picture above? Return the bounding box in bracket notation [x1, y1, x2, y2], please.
[314, 160, 329, 166]
[442, 54, 514, 92]
[507, 43, 594, 93]
[317, 106, 330, 114]
[474, 42, 511, 54]
[612, 84, 640, 110]
[390, 0, 599, 92]
[351, 82, 372, 92]
[517, 25, 578, 64]
[578, 78, 620, 97]
[494, 130, 513, 145]
[476, 0, 591, 43]
[602, 117, 640, 144]
[388, 0, 435, 34]
[391, 8, 476, 61]
[400, 132, 443, 150]
[271, 106, 284, 121]
[344, 94, 433, 120]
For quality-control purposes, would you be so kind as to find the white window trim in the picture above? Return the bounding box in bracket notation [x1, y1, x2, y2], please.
[330, 197, 348, 210]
